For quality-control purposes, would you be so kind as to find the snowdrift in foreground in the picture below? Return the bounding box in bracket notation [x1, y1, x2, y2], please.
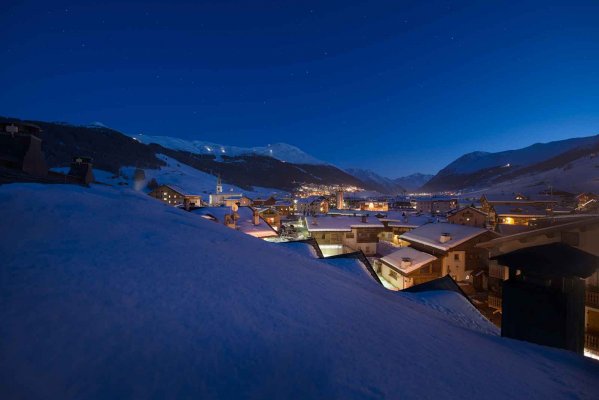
[1, 184, 598, 399]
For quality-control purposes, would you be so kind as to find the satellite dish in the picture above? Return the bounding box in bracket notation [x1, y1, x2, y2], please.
[231, 204, 239, 212]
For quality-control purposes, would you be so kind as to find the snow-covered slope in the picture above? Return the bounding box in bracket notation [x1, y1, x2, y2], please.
[394, 173, 434, 192]
[132, 133, 327, 165]
[479, 152, 599, 194]
[52, 155, 286, 198]
[1, 183, 598, 398]
[441, 135, 599, 174]
[424, 134, 599, 192]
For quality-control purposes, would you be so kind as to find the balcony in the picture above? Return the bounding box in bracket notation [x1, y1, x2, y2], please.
[488, 293, 502, 311]
[585, 332, 599, 352]
[586, 288, 599, 309]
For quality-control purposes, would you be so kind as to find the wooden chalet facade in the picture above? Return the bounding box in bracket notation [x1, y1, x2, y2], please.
[148, 185, 201, 208]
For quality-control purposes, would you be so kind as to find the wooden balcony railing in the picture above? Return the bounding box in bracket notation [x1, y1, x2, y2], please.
[488, 294, 502, 310]
[585, 332, 599, 352]
[586, 289, 599, 309]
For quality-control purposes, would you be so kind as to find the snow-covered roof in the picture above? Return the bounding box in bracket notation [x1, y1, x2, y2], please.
[275, 239, 323, 259]
[386, 214, 434, 228]
[400, 223, 491, 251]
[305, 215, 384, 232]
[380, 247, 437, 275]
[321, 253, 381, 286]
[2, 184, 598, 398]
[161, 184, 199, 197]
[191, 206, 278, 238]
[483, 193, 558, 203]
[296, 195, 326, 205]
[448, 206, 488, 216]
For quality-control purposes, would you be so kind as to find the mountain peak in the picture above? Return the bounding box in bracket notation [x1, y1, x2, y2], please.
[130, 134, 327, 165]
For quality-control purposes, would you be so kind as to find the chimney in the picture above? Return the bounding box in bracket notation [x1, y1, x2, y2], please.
[253, 208, 260, 226]
[401, 257, 412, 269]
[440, 232, 452, 243]
[336, 190, 345, 209]
[361, 215, 367, 223]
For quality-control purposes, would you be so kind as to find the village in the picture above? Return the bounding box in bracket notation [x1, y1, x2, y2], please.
[2, 120, 599, 360]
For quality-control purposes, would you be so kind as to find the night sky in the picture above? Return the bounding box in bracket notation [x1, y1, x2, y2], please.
[1, 1, 598, 176]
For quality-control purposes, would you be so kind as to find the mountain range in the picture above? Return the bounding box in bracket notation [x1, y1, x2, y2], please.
[422, 134, 599, 194]
[3, 116, 598, 195]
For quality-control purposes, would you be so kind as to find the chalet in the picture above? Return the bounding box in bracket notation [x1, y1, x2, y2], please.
[447, 206, 488, 228]
[493, 204, 547, 226]
[379, 213, 434, 245]
[192, 206, 278, 239]
[252, 196, 276, 207]
[392, 200, 414, 210]
[209, 192, 247, 206]
[359, 200, 389, 212]
[257, 207, 281, 231]
[274, 200, 293, 217]
[477, 216, 599, 356]
[223, 195, 252, 207]
[399, 223, 498, 283]
[305, 215, 384, 256]
[296, 196, 329, 216]
[414, 197, 458, 215]
[375, 247, 438, 290]
[0, 122, 48, 176]
[148, 184, 201, 208]
[480, 193, 558, 228]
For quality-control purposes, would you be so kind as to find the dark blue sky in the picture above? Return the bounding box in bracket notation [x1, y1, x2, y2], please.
[1, 1, 598, 177]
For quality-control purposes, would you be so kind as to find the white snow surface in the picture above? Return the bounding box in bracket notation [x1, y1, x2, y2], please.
[131, 133, 327, 165]
[1, 183, 598, 399]
[443, 135, 599, 174]
[54, 155, 286, 198]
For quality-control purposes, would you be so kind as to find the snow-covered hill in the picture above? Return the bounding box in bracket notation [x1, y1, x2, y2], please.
[478, 152, 599, 194]
[132, 133, 327, 165]
[423, 134, 599, 192]
[441, 135, 599, 174]
[1, 183, 598, 398]
[52, 154, 287, 198]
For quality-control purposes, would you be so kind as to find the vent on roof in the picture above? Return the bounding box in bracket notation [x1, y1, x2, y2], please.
[401, 257, 412, 268]
[440, 233, 452, 243]
[361, 215, 367, 223]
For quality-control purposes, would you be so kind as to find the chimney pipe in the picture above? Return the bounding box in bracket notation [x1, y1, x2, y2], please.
[253, 209, 260, 226]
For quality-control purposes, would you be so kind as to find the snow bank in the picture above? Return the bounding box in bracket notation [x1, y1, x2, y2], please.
[1, 183, 598, 399]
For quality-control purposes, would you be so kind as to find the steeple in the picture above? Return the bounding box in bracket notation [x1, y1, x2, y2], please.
[216, 174, 223, 194]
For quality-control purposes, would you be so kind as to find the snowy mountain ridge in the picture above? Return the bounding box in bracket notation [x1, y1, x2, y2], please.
[345, 168, 406, 195]
[131, 133, 327, 165]
[423, 133, 599, 192]
[442, 135, 599, 174]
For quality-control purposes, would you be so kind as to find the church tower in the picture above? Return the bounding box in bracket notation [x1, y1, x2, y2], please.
[216, 174, 223, 194]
